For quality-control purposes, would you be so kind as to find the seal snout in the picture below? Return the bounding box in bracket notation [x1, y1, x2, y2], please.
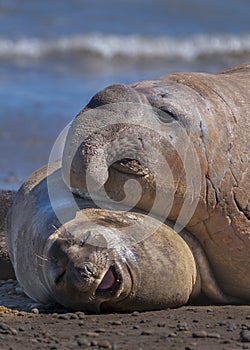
[70, 262, 96, 285]
[75, 263, 95, 278]
[85, 150, 109, 191]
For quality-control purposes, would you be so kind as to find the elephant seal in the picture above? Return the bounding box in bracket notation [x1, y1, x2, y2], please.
[6, 163, 201, 312]
[6, 163, 240, 311]
[62, 63, 250, 303]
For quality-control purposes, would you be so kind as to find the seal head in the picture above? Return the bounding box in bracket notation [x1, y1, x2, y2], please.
[43, 228, 135, 313]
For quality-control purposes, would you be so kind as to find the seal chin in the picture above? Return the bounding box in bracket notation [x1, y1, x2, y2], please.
[91, 262, 133, 313]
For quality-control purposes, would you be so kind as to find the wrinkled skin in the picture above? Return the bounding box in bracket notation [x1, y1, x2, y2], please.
[62, 63, 250, 302]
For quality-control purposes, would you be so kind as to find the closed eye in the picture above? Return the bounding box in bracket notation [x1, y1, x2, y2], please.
[55, 269, 66, 285]
[65, 231, 91, 247]
[79, 231, 91, 247]
[156, 106, 179, 123]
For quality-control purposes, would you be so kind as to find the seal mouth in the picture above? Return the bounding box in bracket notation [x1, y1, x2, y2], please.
[96, 266, 121, 296]
[111, 158, 148, 176]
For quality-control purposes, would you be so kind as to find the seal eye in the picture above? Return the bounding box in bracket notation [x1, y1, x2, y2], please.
[54, 269, 66, 285]
[79, 231, 91, 247]
[156, 107, 179, 123]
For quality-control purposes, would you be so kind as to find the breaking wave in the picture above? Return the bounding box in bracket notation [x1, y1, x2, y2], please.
[1, 32, 250, 61]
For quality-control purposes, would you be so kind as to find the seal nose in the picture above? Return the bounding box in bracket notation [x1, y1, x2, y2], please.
[62, 143, 109, 192]
[70, 263, 96, 284]
[76, 264, 94, 278]
[85, 151, 109, 191]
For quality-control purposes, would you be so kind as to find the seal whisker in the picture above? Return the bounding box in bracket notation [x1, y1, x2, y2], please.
[35, 253, 50, 262]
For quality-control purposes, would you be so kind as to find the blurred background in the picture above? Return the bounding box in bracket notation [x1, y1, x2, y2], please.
[0, 0, 250, 190]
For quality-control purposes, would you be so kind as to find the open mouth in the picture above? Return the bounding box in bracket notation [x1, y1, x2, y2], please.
[96, 266, 121, 296]
[111, 158, 148, 176]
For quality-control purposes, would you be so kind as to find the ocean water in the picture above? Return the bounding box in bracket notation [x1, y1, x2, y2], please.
[0, 0, 250, 189]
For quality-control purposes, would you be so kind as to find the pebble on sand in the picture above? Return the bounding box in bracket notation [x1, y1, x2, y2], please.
[240, 330, 250, 343]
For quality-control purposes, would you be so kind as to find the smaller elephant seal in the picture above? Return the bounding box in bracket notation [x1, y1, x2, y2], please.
[6, 164, 197, 311]
[6, 164, 239, 312]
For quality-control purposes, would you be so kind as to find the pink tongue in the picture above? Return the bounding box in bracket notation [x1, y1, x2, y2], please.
[98, 269, 115, 290]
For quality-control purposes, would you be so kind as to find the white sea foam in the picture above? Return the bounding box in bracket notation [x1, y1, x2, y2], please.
[0, 33, 250, 61]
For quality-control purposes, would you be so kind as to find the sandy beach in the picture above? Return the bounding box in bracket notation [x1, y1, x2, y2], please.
[0, 279, 250, 350]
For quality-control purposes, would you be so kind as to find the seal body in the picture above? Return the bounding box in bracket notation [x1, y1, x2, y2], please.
[0, 190, 16, 279]
[62, 64, 250, 302]
[6, 164, 198, 312]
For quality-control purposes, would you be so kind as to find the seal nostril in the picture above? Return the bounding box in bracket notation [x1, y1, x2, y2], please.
[111, 158, 148, 176]
[76, 264, 94, 279]
[84, 264, 94, 275]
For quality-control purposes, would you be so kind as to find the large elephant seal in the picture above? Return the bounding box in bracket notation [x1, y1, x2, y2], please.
[7, 163, 208, 312]
[62, 63, 250, 303]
